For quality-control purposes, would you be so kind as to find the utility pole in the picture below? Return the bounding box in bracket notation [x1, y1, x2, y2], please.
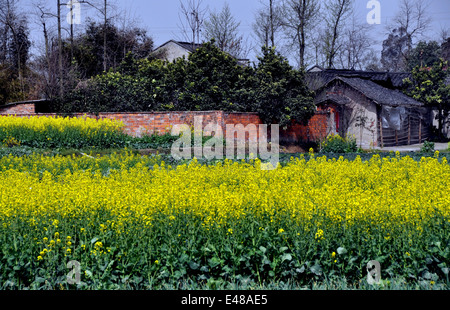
[69, 1, 74, 61]
[103, 0, 107, 72]
[269, 0, 274, 47]
[57, 0, 64, 97]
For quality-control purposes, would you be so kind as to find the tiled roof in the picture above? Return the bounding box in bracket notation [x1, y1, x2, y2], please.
[316, 76, 424, 107]
[306, 68, 411, 91]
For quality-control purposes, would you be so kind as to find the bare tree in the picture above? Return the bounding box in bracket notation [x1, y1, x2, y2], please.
[253, 0, 283, 49]
[203, 2, 248, 59]
[381, 26, 410, 71]
[322, 0, 353, 68]
[32, 1, 55, 96]
[178, 0, 207, 49]
[391, 0, 432, 53]
[439, 27, 450, 44]
[338, 16, 375, 70]
[34, 1, 53, 68]
[280, 0, 321, 69]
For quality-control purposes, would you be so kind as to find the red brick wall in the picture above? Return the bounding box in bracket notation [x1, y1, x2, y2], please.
[97, 111, 225, 137]
[280, 111, 330, 143]
[223, 112, 262, 143]
[1, 107, 330, 144]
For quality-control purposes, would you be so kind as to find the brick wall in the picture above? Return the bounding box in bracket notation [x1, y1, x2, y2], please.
[1, 107, 330, 144]
[280, 111, 330, 143]
[97, 111, 226, 137]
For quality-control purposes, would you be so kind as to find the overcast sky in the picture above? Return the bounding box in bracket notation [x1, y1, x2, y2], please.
[23, 0, 450, 65]
[114, 0, 450, 46]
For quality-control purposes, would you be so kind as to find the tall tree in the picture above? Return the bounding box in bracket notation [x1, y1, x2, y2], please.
[68, 20, 153, 78]
[338, 16, 375, 70]
[78, 0, 116, 72]
[381, 27, 410, 71]
[321, 0, 353, 68]
[34, 1, 53, 73]
[280, 0, 321, 69]
[0, 0, 30, 99]
[203, 2, 247, 59]
[407, 40, 441, 70]
[8, 19, 30, 75]
[403, 59, 450, 140]
[251, 46, 316, 128]
[178, 0, 206, 49]
[253, 0, 283, 48]
[391, 0, 432, 55]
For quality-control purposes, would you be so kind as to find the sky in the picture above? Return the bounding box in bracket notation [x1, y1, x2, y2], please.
[22, 0, 450, 65]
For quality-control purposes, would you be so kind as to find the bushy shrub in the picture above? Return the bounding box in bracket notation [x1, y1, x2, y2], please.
[420, 140, 435, 154]
[57, 41, 316, 127]
[320, 134, 358, 153]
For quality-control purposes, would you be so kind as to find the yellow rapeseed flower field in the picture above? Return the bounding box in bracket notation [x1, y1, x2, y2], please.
[3, 153, 448, 229]
[0, 115, 126, 148]
[0, 150, 449, 289]
[0, 115, 123, 134]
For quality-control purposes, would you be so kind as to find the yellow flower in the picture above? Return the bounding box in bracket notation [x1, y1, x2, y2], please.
[37, 256, 43, 261]
[331, 252, 336, 258]
[154, 260, 159, 265]
[278, 228, 285, 234]
[315, 229, 324, 241]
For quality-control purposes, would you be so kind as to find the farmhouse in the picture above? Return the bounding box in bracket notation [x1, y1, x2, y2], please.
[152, 40, 250, 66]
[0, 66, 435, 149]
[306, 67, 431, 148]
[152, 40, 204, 63]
